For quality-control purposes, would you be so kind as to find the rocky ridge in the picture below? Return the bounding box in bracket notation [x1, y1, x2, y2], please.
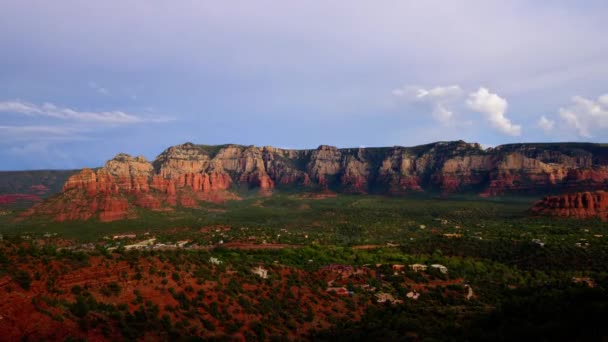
[28, 141, 608, 222]
[530, 191, 608, 221]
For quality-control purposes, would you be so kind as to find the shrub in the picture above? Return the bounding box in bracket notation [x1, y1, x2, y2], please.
[13, 270, 32, 290]
[71, 285, 83, 295]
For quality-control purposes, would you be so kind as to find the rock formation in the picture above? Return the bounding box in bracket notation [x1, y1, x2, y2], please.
[26, 140, 608, 222]
[531, 191, 608, 221]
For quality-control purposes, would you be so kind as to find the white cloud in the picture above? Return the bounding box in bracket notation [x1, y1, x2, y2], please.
[415, 85, 463, 100]
[392, 85, 463, 101]
[0, 100, 172, 124]
[466, 87, 521, 136]
[537, 116, 554, 133]
[393, 85, 463, 126]
[557, 94, 608, 138]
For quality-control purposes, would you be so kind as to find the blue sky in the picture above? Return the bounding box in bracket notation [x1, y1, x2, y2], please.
[1, 1, 607, 170]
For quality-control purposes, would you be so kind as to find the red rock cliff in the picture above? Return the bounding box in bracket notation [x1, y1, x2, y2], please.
[27, 141, 608, 222]
[531, 190, 608, 220]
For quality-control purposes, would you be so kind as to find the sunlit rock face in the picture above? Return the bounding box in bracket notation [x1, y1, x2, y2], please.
[531, 191, 608, 221]
[27, 141, 608, 221]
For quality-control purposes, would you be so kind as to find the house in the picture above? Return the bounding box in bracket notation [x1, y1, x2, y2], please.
[406, 291, 420, 300]
[209, 257, 223, 265]
[251, 266, 268, 279]
[392, 264, 406, 271]
[430, 264, 448, 274]
[409, 264, 428, 272]
[532, 239, 545, 247]
[375, 292, 403, 304]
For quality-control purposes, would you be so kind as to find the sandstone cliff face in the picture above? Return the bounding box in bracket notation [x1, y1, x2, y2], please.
[28, 141, 608, 222]
[531, 191, 608, 221]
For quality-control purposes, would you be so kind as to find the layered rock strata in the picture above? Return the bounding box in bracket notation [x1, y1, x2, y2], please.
[28, 141, 608, 221]
[531, 191, 608, 221]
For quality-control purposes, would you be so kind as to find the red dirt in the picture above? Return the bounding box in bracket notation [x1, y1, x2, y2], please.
[0, 247, 366, 341]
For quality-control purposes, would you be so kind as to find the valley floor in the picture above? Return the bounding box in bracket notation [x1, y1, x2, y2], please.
[1, 194, 607, 340]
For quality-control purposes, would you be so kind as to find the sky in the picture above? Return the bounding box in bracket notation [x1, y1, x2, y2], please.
[1, 1, 607, 170]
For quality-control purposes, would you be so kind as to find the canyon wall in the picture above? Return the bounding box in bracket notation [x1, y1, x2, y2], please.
[27, 141, 608, 221]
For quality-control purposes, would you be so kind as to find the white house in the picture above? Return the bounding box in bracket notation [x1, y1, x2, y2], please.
[251, 266, 268, 279]
[430, 264, 448, 274]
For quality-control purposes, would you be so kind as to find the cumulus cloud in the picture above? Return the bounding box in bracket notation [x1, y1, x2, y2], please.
[393, 85, 463, 126]
[556, 94, 608, 138]
[537, 116, 555, 133]
[0, 100, 172, 124]
[466, 88, 521, 136]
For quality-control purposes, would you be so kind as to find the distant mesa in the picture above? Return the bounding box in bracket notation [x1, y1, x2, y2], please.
[531, 190, 608, 221]
[22, 140, 608, 222]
